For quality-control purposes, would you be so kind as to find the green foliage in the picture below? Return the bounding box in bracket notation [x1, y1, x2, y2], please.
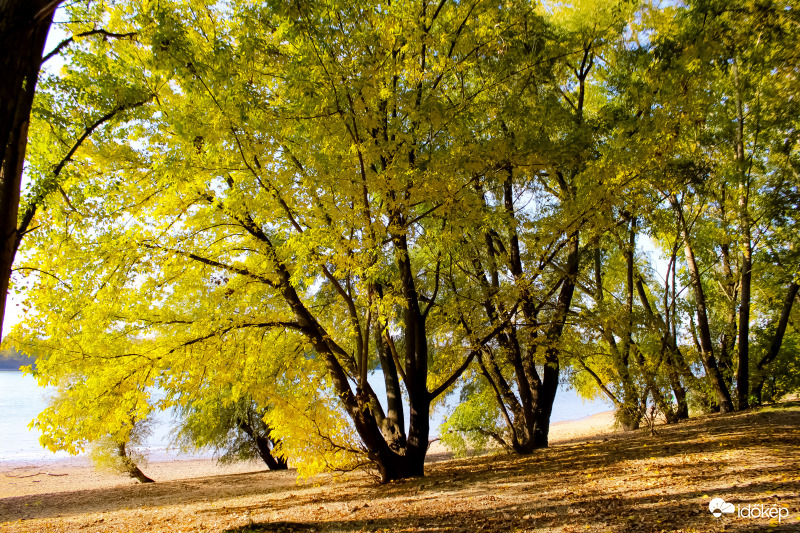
[752, 325, 800, 403]
[440, 376, 503, 457]
[174, 396, 276, 465]
[8, 0, 800, 478]
[89, 421, 151, 476]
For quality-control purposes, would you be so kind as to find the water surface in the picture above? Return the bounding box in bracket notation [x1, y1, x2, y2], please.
[0, 370, 612, 462]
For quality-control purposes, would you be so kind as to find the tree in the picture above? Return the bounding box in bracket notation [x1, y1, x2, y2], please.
[0, 0, 59, 341]
[1, 0, 151, 341]
[175, 396, 288, 471]
[90, 423, 155, 483]
[439, 0, 638, 450]
[646, 0, 800, 411]
[14, 0, 531, 482]
[568, 0, 800, 418]
[12, 0, 800, 483]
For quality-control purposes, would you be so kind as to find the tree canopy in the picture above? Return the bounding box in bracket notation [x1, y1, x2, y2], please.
[7, 0, 800, 482]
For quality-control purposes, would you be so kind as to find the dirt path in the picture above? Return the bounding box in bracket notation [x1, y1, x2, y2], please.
[1, 405, 798, 532]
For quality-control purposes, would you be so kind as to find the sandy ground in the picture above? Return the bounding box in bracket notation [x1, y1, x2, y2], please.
[6, 406, 795, 532]
[0, 411, 616, 499]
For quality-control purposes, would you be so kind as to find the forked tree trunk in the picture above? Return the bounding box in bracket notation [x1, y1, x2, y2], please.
[472, 170, 580, 453]
[532, 230, 580, 446]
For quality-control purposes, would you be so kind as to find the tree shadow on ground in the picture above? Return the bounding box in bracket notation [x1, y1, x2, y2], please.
[2, 405, 798, 531]
[222, 481, 798, 533]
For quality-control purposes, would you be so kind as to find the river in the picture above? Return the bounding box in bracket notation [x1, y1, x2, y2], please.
[0, 370, 612, 462]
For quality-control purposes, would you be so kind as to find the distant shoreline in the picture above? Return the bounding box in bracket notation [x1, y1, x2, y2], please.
[0, 349, 35, 371]
[0, 363, 33, 371]
[0, 409, 618, 472]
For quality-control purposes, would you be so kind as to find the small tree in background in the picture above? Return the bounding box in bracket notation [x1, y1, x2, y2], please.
[174, 396, 287, 471]
[90, 420, 154, 483]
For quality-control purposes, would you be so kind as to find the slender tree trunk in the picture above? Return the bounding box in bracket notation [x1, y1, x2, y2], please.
[665, 253, 689, 420]
[733, 55, 752, 411]
[752, 281, 799, 404]
[669, 194, 734, 412]
[617, 218, 641, 431]
[117, 442, 154, 483]
[666, 353, 690, 420]
[0, 0, 57, 341]
[737, 241, 752, 409]
[718, 241, 737, 389]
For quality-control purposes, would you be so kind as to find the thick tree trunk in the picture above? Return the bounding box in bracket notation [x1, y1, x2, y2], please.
[0, 0, 56, 341]
[392, 227, 431, 479]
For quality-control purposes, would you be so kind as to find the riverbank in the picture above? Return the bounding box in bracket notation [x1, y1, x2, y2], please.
[0, 411, 617, 499]
[2, 405, 798, 531]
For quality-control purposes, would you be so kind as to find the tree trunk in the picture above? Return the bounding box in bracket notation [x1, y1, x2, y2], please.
[732, 54, 753, 411]
[533, 230, 580, 446]
[752, 281, 799, 404]
[117, 442, 154, 483]
[374, 319, 406, 450]
[718, 241, 737, 390]
[737, 242, 752, 409]
[392, 226, 431, 479]
[0, 0, 57, 341]
[665, 348, 690, 420]
[617, 218, 642, 431]
[669, 194, 734, 412]
[236, 420, 288, 471]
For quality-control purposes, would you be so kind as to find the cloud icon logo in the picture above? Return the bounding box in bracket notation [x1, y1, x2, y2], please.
[709, 498, 735, 517]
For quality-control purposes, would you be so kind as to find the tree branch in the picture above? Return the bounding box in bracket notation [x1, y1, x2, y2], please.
[42, 29, 138, 64]
[17, 96, 152, 240]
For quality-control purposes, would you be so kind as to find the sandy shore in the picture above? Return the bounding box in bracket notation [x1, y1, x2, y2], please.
[0, 410, 617, 500]
[548, 410, 616, 444]
[3, 405, 797, 532]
